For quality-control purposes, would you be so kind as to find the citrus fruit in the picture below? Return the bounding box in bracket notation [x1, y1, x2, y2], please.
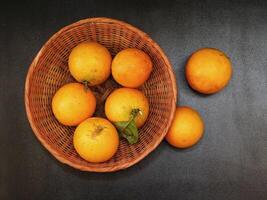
[52, 83, 96, 126]
[68, 41, 112, 86]
[165, 106, 204, 148]
[186, 48, 232, 94]
[73, 117, 119, 163]
[105, 88, 149, 128]
[111, 48, 152, 88]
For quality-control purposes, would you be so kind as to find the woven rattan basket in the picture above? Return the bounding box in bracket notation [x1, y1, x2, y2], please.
[25, 17, 177, 172]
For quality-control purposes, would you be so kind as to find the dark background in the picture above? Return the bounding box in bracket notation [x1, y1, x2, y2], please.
[1, 0, 267, 199]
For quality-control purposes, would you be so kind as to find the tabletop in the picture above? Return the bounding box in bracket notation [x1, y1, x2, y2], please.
[1, 0, 267, 199]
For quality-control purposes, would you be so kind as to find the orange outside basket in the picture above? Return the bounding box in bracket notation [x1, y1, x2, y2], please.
[25, 17, 177, 172]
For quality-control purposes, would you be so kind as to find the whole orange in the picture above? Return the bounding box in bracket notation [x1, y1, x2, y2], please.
[111, 48, 152, 88]
[68, 42, 112, 86]
[105, 88, 149, 128]
[73, 117, 119, 163]
[52, 83, 96, 126]
[186, 48, 232, 94]
[166, 106, 204, 148]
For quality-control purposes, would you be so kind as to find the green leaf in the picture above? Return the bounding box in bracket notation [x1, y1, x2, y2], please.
[114, 109, 141, 144]
[114, 121, 129, 137]
[115, 120, 138, 144]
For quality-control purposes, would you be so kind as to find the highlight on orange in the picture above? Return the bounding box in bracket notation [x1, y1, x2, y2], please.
[186, 48, 232, 94]
[112, 48, 152, 88]
[166, 106, 204, 149]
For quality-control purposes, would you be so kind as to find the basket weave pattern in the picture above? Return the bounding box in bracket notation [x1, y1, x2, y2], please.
[25, 18, 177, 172]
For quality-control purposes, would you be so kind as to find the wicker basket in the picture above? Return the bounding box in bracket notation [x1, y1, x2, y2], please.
[25, 17, 177, 172]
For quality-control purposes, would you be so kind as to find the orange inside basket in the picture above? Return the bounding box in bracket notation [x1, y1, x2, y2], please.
[25, 18, 177, 172]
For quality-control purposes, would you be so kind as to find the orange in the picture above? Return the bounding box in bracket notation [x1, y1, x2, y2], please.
[105, 88, 149, 128]
[166, 106, 204, 148]
[52, 83, 96, 126]
[111, 48, 152, 88]
[73, 117, 119, 163]
[68, 41, 112, 86]
[186, 48, 232, 94]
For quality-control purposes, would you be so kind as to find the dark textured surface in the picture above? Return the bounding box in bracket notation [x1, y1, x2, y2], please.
[1, 0, 267, 199]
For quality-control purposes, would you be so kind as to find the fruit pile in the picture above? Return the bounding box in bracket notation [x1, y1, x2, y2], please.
[52, 41, 232, 163]
[166, 48, 232, 148]
[52, 42, 152, 163]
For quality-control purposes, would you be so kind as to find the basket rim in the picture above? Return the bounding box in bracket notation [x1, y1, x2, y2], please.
[24, 17, 177, 172]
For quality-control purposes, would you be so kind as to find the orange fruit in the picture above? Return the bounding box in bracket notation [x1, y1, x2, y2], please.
[73, 117, 119, 163]
[52, 83, 96, 126]
[166, 106, 204, 148]
[68, 41, 112, 86]
[186, 48, 232, 94]
[111, 48, 152, 88]
[105, 88, 149, 128]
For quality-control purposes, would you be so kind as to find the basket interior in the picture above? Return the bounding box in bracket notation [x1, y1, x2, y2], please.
[27, 20, 175, 171]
